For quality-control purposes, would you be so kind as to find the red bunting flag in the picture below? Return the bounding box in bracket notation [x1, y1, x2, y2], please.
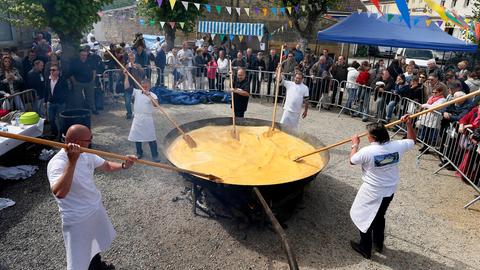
[370, 0, 383, 15]
[169, 22, 176, 28]
[475, 22, 480, 42]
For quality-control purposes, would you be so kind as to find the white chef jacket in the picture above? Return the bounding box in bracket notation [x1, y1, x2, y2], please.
[128, 88, 158, 142]
[349, 139, 414, 232]
[280, 80, 309, 130]
[47, 150, 116, 270]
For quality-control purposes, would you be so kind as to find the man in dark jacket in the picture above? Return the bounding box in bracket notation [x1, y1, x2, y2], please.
[26, 59, 46, 117]
[69, 49, 96, 113]
[230, 68, 250, 117]
[265, 49, 279, 96]
[369, 70, 395, 122]
[22, 49, 37, 78]
[46, 64, 68, 138]
[155, 44, 166, 86]
[330, 55, 348, 105]
[245, 48, 259, 96]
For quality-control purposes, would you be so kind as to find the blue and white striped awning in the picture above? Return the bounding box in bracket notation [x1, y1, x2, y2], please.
[198, 21, 264, 36]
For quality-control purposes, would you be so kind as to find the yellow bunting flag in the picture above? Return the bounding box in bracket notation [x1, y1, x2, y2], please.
[426, 19, 432, 27]
[287, 6, 292, 14]
[424, 0, 449, 22]
[239, 35, 244, 42]
[169, 0, 176, 10]
[262, 7, 268, 16]
[289, 20, 293, 28]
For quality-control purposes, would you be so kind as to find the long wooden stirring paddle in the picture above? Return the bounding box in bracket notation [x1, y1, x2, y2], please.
[294, 89, 480, 162]
[0, 131, 221, 182]
[102, 45, 197, 148]
[267, 46, 285, 137]
[229, 60, 239, 140]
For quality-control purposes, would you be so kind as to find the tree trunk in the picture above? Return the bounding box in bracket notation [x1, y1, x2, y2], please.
[57, 34, 80, 75]
[298, 38, 308, 52]
[164, 25, 176, 51]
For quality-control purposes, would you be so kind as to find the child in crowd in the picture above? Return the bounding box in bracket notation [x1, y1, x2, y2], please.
[124, 71, 160, 162]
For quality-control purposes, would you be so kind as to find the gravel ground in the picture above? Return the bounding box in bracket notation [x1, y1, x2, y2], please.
[1, 98, 480, 270]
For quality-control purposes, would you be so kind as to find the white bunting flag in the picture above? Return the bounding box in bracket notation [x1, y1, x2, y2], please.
[194, 3, 200, 10]
[367, 11, 372, 17]
[181, 1, 188, 10]
[357, 9, 362, 14]
[257, 35, 263, 42]
[376, 13, 382, 19]
[160, 21, 165, 28]
[236, 7, 241, 15]
[309, 4, 313, 10]
[244, 8, 250, 16]
[226, 6, 232, 14]
[179, 22, 185, 29]
[211, 34, 216, 40]
[301, 5, 306, 12]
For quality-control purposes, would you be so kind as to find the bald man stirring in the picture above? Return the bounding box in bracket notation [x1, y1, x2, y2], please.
[47, 125, 136, 270]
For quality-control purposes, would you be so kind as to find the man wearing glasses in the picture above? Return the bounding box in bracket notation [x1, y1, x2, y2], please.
[46, 64, 68, 140]
[47, 124, 137, 270]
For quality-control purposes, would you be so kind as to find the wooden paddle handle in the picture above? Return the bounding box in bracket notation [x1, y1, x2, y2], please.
[294, 90, 480, 161]
[271, 46, 285, 131]
[0, 131, 219, 181]
[102, 46, 187, 137]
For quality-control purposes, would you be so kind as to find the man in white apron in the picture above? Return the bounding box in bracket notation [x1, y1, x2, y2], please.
[280, 72, 309, 131]
[125, 75, 160, 162]
[349, 114, 416, 259]
[47, 124, 136, 270]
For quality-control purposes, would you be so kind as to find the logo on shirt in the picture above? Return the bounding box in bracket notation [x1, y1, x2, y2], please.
[374, 152, 399, 167]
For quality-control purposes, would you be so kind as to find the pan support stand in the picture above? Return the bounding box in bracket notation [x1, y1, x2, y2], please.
[192, 183, 198, 215]
[253, 187, 299, 270]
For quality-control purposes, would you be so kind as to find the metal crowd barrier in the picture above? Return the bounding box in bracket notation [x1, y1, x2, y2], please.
[102, 66, 162, 96]
[0, 89, 37, 112]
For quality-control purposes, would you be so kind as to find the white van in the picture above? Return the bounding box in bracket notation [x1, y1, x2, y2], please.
[395, 48, 436, 68]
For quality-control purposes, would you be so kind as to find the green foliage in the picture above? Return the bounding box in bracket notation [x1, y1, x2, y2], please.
[136, 0, 206, 35]
[0, 0, 113, 42]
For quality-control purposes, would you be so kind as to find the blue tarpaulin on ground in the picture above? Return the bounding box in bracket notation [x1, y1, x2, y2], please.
[317, 12, 477, 52]
[150, 87, 231, 105]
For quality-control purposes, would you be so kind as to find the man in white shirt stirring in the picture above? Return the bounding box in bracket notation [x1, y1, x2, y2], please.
[349, 114, 416, 259]
[280, 72, 309, 131]
[47, 124, 136, 270]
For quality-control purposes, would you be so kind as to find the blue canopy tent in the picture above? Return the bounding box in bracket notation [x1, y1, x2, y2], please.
[317, 12, 477, 52]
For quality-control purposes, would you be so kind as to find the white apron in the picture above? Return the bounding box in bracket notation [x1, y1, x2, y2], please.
[280, 110, 301, 131]
[63, 205, 116, 270]
[128, 89, 157, 142]
[350, 183, 395, 233]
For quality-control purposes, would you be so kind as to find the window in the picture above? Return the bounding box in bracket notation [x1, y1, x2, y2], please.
[0, 21, 13, 42]
[451, 0, 457, 7]
[404, 49, 434, 60]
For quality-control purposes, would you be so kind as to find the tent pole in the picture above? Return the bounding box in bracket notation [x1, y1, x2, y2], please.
[441, 51, 446, 71]
[387, 47, 393, 67]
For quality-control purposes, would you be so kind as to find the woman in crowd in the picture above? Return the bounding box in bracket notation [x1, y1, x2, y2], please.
[0, 55, 25, 110]
[298, 54, 314, 91]
[216, 50, 228, 91]
[345, 61, 360, 114]
[206, 56, 218, 90]
[456, 102, 480, 181]
[193, 48, 205, 90]
[417, 83, 447, 152]
[465, 71, 480, 92]
[404, 65, 414, 84]
[385, 74, 409, 123]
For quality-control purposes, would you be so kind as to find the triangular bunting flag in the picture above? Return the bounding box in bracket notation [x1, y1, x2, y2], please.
[235, 7, 241, 15]
[169, 0, 176, 10]
[475, 22, 480, 42]
[281, 26, 284, 32]
[294, 5, 299, 13]
[309, 4, 314, 10]
[257, 35, 263, 42]
[139, 19, 145, 26]
[398, 16, 403, 22]
[169, 22, 176, 28]
[301, 5, 306, 12]
[271, 7, 277, 15]
[204, 4, 211, 13]
[254, 7, 259, 16]
[149, 19, 155, 26]
[160, 21, 165, 28]
[226, 6, 232, 14]
[216, 5, 221, 14]
[367, 11, 372, 17]
[98, 11, 104, 17]
[357, 9, 362, 14]
[262, 7, 268, 16]
[239, 35, 244, 42]
[247, 36, 252, 42]
[289, 20, 293, 28]
[315, 3, 320, 9]
[287, 6, 292, 15]
[219, 34, 225, 41]
[426, 19, 432, 27]
[279, 7, 285, 14]
[181, 1, 188, 10]
[376, 13, 382, 19]
[194, 3, 200, 10]
[413, 17, 420, 26]
[156, 0, 163, 7]
[229, 34, 235, 41]
[179, 22, 185, 29]
[211, 34, 216, 40]
[387, 14, 394, 22]
[437, 21, 443, 27]
[244, 8, 250, 16]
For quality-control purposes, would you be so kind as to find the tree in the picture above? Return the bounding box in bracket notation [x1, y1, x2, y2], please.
[0, 0, 112, 60]
[136, 0, 206, 50]
[280, 0, 339, 47]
